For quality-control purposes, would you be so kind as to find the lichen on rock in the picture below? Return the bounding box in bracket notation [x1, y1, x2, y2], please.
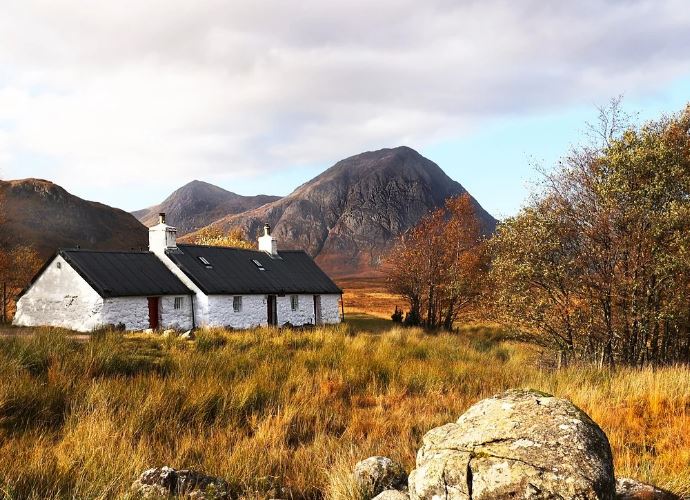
[408, 389, 616, 499]
[354, 456, 408, 498]
[131, 466, 230, 499]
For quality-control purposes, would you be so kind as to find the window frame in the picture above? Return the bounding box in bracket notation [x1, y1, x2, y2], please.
[174, 297, 184, 310]
[233, 295, 242, 312]
[290, 295, 299, 311]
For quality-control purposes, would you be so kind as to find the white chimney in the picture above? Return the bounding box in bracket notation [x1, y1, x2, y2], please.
[258, 223, 278, 257]
[149, 212, 178, 254]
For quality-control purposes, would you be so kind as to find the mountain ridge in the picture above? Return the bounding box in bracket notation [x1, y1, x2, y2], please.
[183, 146, 496, 277]
[0, 178, 148, 258]
[2, 147, 496, 278]
[132, 180, 280, 235]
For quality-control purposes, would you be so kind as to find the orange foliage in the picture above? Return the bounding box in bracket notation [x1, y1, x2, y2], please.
[385, 193, 487, 329]
[0, 245, 42, 320]
[191, 227, 253, 249]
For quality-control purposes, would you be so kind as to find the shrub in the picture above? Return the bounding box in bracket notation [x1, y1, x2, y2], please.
[391, 307, 403, 323]
[404, 309, 421, 326]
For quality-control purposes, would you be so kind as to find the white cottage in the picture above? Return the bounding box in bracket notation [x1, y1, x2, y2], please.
[13, 215, 343, 332]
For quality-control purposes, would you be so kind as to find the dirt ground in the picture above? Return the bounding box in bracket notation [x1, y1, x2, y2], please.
[0, 323, 90, 340]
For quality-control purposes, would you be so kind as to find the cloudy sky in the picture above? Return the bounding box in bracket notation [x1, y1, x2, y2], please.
[1, 0, 689, 217]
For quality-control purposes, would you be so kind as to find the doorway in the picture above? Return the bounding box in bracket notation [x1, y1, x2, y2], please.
[267, 295, 278, 326]
[147, 297, 160, 329]
[313, 295, 322, 325]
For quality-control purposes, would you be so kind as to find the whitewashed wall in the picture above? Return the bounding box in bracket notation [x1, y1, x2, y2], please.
[205, 293, 342, 328]
[13, 255, 104, 332]
[101, 295, 194, 331]
[319, 294, 342, 324]
[276, 294, 315, 326]
[102, 297, 149, 331]
[207, 295, 266, 329]
[160, 295, 194, 330]
[150, 249, 210, 325]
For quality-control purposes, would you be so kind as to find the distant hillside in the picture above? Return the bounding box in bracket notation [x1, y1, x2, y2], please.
[0, 178, 147, 258]
[133, 180, 280, 235]
[184, 146, 496, 277]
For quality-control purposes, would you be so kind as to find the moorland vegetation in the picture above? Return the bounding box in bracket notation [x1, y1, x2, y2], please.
[0, 325, 688, 498]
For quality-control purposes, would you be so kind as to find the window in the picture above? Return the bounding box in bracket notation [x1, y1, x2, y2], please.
[198, 256, 212, 268]
[174, 297, 184, 310]
[290, 295, 299, 311]
[56, 262, 62, 269]
[233, 296, 242, 312]
[252, 259, 265, 271]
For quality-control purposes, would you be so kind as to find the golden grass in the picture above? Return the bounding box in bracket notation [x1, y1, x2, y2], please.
[0, 323, 687, 499]
[338, 278, 403, 319]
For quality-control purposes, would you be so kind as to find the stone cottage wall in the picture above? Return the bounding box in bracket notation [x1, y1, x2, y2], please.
[320, 294, 342, 324]
[102, 297, 149, 331]
[160, 295, 194, 330]
[101, 295, 195, 331]
[207, 295, 266, 329]
[206, 293, 342, 329]
[150, 249, 210, 326]
[277, 294, 318, 326]
[13, 255, 104, 332]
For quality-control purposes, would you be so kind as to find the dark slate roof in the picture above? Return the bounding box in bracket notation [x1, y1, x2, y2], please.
[59, 249, 192, 298]
[165, 244, 342, 295]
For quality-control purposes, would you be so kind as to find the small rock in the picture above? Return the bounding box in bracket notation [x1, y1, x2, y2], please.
[354, 456, 407, 498]
[409, 389, 616, 499]
[180, 330, 195, 340]
[131, 466, 229, 499]
[372, 490, 410, 500]
[143, 328, 154, 334]
[616, 477, 680, 499]
[162, 329, 176, 337]
[266, 485, 291, 499]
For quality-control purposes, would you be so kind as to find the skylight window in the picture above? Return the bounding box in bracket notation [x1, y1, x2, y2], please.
[252, 259, 265, 271]
[198, 256, 212, 268]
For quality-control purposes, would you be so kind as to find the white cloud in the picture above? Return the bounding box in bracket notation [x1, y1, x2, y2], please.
[1, 0, 689, 206]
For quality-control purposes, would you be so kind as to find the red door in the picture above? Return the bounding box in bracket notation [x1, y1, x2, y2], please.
[147, 297, 159, 329]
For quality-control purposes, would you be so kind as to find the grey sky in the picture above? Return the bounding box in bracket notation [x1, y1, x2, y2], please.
[1, 0, 689, 214]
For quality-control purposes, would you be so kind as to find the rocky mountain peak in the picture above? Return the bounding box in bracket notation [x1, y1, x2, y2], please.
[132, 180, 281, 235]
[185, 146, 496, 277]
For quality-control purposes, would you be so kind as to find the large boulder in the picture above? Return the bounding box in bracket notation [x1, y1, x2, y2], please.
[131, 466, 230, 499]
[354, 456, 408, 497]
[372, 490, 411, 500]
[615, 478, 680, 499]
[409, 389, 616, 499]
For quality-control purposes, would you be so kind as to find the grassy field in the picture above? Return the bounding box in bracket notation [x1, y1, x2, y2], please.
[0, 318, 688, 499]
[338, 278, 403, 319]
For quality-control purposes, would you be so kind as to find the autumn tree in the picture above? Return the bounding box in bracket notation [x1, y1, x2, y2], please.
[0, 245, 42, 322]
[191, 227, 253, 249]
[386, 193, 486, 330]
[491, 104, 690, 366]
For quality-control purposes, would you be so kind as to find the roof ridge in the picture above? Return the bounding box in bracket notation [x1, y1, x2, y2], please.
[177, 244, 305, 255]
[60, 248, 151, 254]
[177, 243, 259, 251]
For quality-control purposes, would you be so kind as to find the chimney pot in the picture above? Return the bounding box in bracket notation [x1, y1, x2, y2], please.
[149, 213, 177, 253]
[258, 223, 278, 256]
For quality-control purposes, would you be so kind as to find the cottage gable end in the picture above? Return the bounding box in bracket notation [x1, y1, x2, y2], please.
[13, 254, 104, 331]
